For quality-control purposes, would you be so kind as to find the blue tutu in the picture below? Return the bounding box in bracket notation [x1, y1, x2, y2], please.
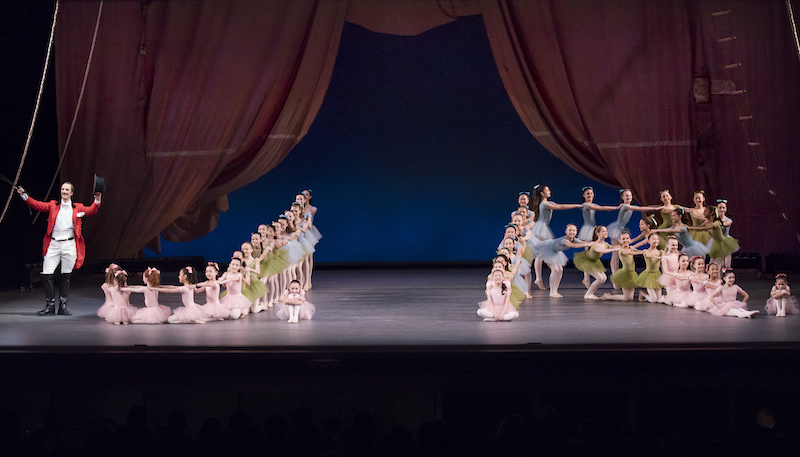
[533, 239, 569, 267]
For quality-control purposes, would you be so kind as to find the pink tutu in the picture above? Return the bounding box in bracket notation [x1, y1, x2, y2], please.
[104, 304, 136, 324]
[694, 296, 719, 312]
[200, 283, 229, 320]
[132, 305, 171, 324]
[221, 293, 251, 311]
[658, 273, 675, 288]
[765, 296, 800, 315]
[171, 303, 206, 323]
[709, 300, 748, 317]
[275, 301, 316, 321]
[96, 301, 114, 319]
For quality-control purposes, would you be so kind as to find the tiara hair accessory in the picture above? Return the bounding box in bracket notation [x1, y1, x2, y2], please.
[518, 191, 531, 197]
[694, 189, 705, 195]
[716, 198, 728, 204]
[208, 261, 219, 270]
[619, 188, 630, 194]
[775, 273, 788, 279]
[115, 269, 127, 277]
[581, 186, 593, 192]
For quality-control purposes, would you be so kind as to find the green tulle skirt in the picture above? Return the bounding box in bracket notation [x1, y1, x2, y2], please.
[573, 251, 605, 274]
[510, 283, 523, 309]
[610, 269, 639, 289]
[709, 236, 740, 259]
[241, 272, 266, 303]
[636, 271, 662, 289]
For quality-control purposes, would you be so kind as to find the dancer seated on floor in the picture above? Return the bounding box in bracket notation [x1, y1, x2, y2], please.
[275, 279, 316, 323]
[124, 267, 172, 324]
[197, 262, 229, 321]
[694, 262, 722, 312]
[219, 257, 252, 320]
[572, 225, 620, 300]
[765, 273, 799, 317]
[533, 224, 591, 298]
[97, 263, 120, 319]
[664, 254, 692, 308]
[478, 270, 519, 322]
[601, 231, 646, 302]
[707, 270, 759, 318]
[684, 256, 709, 309]
[151, 266, 206, 324]
[104, 269, 137, 325]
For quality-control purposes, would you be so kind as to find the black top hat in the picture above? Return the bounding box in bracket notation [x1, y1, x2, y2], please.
[93, 174, 106, 194]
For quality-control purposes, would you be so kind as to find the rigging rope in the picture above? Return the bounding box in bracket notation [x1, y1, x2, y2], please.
[0, 0, 60, 225]
[34, 0, 105, 224]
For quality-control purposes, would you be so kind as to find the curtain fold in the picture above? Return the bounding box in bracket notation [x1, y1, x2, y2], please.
[55, 0, 800, 260]
[56, 0, 347, 258]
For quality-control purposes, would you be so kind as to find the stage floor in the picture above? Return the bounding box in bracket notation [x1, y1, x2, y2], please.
[1, 267, 797, 351]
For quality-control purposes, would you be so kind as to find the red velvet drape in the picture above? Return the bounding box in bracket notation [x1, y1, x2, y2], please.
[56, 0, 347, 258]
[480, 0, 800, 256]
[55, 0, 800, 260]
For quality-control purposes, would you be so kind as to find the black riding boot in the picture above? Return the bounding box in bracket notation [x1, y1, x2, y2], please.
[37, 274, 56, 316]
[57, 273, 72, 315]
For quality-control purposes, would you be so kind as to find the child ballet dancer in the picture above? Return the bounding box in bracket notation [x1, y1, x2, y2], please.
[97, 263, 120, 319]
[125, 268, 172, 324]
[241, 242, 268, 313]
[654, 189, 681, 248]
[713, 199, 736, 268]
[576, 186, 620, 288]
[694, 262, 722, 312]
[572, 225, 620, 300]
[607, 189, 662, 273]
[636, 233, 664, 303]
[530, 184, 582, 289]
[493, 252, 523, 308]
[151, 266, 206, 324]
[684, 256, 709, 309]
[104, 270, 137, 324]
[275, 279, 316, 323]
[533, 224, 591, 298]
[658, 236, 680, 301]
[652, 208, 710, 258]
[219, 257, 252, 319]
[687, 190, 711, 245]
[765, 273, 799, 317]
[478, 270, 519, 321]
[601, 231, 646, 301]
[707, 270, 759, 318]
[297, 190, 321, 290]
[705, 202, 739, 269]
[502, 237, 532, 300]
[197, 262, 229, 320]
[665, 254, 692, 308]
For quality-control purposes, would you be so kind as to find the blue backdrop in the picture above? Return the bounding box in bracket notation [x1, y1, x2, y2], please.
[147, 17, 635, 264]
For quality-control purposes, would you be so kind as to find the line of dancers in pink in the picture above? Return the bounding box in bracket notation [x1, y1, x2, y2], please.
[96, 190, 320, 324]
[479, 185, 796, 321]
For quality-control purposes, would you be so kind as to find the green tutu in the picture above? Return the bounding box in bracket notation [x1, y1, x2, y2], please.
[242, 271, 266, 303]
[636, 271, 662, 289]
[258, 251, 271, 279]
[709, 236, 739, 259]
[573, 251, 605, 274]
[610, 269, 639, 289]
[266, 247, 291, 276]
[521, 245, 534, 264]
[510, 283, 523, 309]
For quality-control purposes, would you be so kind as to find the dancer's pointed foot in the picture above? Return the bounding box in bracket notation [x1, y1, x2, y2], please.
[534, 279, 546, 290]
[549, 292, 563, 298]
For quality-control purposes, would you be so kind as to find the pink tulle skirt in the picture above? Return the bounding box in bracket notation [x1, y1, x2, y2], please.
[131, 304, 171, 324]
[709, 300, 748, 317]
[275, 301, 316, 321]
[764, 296, 800, 315]
[97, 301, 114, 319]
[684, 291, 708, 308]
[221, 293, 251, 311]
[171, 303, 206, 323]
[666, 288, 690, 305]
[658, 274, 675, 288]
[202, 300, 230, 320]
[104, 305, 137, 324]
[693, 296, 719, 312]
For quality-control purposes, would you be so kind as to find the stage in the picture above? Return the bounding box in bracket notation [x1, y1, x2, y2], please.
[2, 267, 799, 448]
[0, 267, 798, 349]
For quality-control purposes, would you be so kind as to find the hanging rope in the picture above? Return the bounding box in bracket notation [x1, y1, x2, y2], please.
[787, 0, 800, 62]
[33, 0, 105, 224]
[0, 0, 60, 225]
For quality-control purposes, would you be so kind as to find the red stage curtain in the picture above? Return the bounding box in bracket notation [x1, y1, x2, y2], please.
[55, 0, 800, 260]
[480, 0, 800, 256]
[56, 0, 347, 258]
